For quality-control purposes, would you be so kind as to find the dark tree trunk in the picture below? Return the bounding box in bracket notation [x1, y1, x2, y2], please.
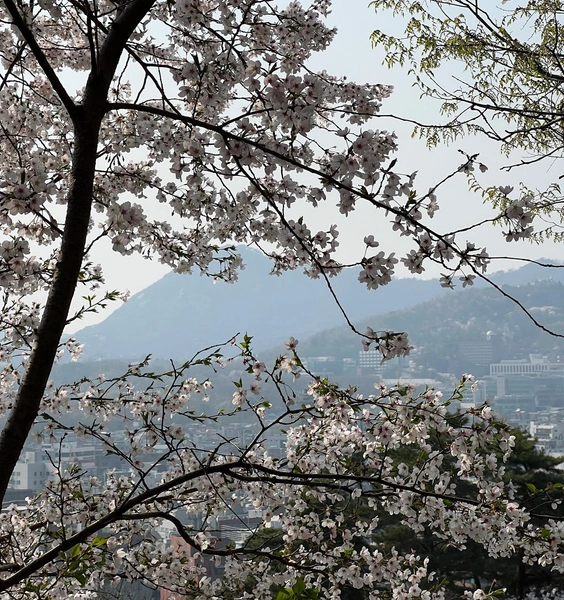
[0, 0, 157, 505]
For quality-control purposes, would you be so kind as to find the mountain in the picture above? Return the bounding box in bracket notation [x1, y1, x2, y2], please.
[73, 248, 448, 360]
[297, 279, 564, 374]
[73, 250, 564, 361]
[488, 260, 564, 286]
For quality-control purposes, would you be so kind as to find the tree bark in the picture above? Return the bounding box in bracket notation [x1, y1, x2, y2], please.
[0, 0, 157, 505]
[0, 114, 100, 502]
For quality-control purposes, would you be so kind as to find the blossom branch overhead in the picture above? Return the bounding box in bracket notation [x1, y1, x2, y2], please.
[0, 1, 563, 599]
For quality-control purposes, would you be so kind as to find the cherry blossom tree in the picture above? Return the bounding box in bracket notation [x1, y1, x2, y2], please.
[0, 0, 562, 599]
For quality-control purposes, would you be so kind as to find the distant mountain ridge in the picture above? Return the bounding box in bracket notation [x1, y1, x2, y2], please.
[73, 249, 564, 360]
[298, 279, 564, 369]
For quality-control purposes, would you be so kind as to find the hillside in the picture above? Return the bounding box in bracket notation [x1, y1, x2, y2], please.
[73, 247, 448, 360]
[73, 249, 564, 362]
[297, 280, 564, 372]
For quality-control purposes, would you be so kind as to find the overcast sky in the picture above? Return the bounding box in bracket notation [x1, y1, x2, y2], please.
[75, 1, 564, 330]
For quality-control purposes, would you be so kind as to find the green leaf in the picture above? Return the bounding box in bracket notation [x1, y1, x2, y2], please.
[241, 334, 253, 350]
[90, 536, 107, 548]
[292, 578, 306, 596]
[69, 559, 81, 571]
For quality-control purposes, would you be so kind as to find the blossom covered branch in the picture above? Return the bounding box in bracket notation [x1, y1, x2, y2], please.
[0, 1, 562, 598]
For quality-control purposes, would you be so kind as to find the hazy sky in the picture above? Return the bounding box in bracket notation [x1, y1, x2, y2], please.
[76, 1, 564, 330]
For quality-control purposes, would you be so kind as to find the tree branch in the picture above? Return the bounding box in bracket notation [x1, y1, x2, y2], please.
[1, 0, 77, 117]
[0, 0, 158, 506]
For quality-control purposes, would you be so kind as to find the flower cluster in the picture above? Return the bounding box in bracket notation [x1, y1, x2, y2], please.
[0, 1, 559, 599]
[0, 343, 561, 600]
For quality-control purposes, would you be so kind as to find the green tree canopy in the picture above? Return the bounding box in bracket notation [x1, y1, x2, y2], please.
[374, 425, 564, 598]
[371, 0, 564, 241]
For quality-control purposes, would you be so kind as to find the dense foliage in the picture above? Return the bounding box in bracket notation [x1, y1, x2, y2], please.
[371, 0, 564, 242]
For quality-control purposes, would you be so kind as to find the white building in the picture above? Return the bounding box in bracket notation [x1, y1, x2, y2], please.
[491, 354, 564, 376]
[490, 355, 564, 397]
[530, 420, 564, 453]
[8, 451, 50, 492]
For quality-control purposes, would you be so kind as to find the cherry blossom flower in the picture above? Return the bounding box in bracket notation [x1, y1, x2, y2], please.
[0, 1, 557, 599]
